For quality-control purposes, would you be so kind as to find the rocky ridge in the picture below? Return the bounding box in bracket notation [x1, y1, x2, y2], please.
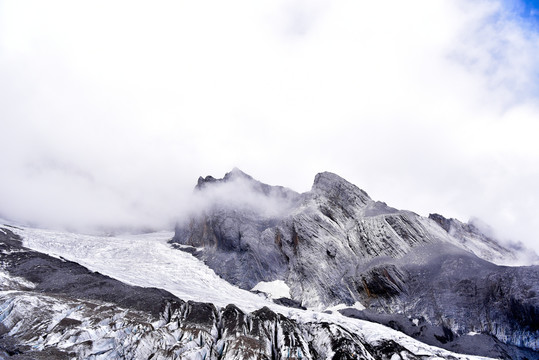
[172, 169, 539, 358]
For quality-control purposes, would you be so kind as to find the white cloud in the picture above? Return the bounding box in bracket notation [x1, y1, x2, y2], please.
[0, 1, 538, 251]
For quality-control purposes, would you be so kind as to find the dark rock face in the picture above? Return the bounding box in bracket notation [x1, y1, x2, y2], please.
[339, 307, 539, 360]
[368, 244, 539, 357]
[429, 213, 453, 232]
[172, 169, 539, 357]
[173, 168, 300, 288]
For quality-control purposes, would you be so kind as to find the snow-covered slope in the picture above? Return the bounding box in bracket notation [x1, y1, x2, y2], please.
[14, 227, 269, 312]
[0, 224, 496, 359]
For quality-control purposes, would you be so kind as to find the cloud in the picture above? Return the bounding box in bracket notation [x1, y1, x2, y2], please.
[0, 1, 538, 252]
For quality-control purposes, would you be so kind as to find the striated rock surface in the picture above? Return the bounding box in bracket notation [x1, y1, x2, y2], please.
[172, 169, 539, 357]
[428, 213, 521, 265]
[174, 171, 447, 305]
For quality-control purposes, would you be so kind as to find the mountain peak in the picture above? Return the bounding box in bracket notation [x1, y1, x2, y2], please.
[194, 169, 299, 203]
[196, 168, 252, 190]
[312, 171, 347, 189]
[312, 171, 371, 203]
[223, 167, 252, 181]
[195, 175, 218, 190]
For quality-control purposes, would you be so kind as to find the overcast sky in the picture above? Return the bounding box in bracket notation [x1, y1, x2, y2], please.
[1, 1, 539, 251]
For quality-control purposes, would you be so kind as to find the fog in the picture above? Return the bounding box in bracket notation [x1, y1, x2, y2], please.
[1, 1, 539, 252]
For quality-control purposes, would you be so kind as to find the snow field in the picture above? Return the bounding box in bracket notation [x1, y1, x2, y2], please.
[11, 226, 494, 359]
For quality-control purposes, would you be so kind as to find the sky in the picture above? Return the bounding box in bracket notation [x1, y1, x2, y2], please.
[1, 1, 539, 252]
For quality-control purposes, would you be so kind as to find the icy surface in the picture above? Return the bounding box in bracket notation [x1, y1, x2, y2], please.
[0, 289, 494, 360]
[252, 280, 290, 299]
[15, 227, 273, 313]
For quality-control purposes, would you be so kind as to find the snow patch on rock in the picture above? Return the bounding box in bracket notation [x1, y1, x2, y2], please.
[325, 302, 366, 313]
[252, 280, 290, 299]
[0, 270, 35, 290]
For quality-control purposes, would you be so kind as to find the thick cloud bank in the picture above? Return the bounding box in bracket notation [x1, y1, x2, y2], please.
[1, 1, 538, 251]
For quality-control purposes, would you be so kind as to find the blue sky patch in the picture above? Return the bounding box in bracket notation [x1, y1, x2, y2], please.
[513, 0, 539, 21]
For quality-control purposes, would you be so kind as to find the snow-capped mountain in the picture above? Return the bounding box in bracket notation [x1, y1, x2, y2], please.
[0, 169, 537, 359]
[172, 169, 539, 358]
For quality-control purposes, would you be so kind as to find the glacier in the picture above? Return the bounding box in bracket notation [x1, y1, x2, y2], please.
[0, 223, 497, 359]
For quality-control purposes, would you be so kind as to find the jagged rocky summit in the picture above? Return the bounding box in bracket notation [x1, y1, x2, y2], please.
[172, 169, 539, 358]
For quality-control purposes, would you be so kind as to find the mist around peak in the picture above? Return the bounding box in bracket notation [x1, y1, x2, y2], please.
[176, 169, 301, 222]
[429, 213, 539, 266]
